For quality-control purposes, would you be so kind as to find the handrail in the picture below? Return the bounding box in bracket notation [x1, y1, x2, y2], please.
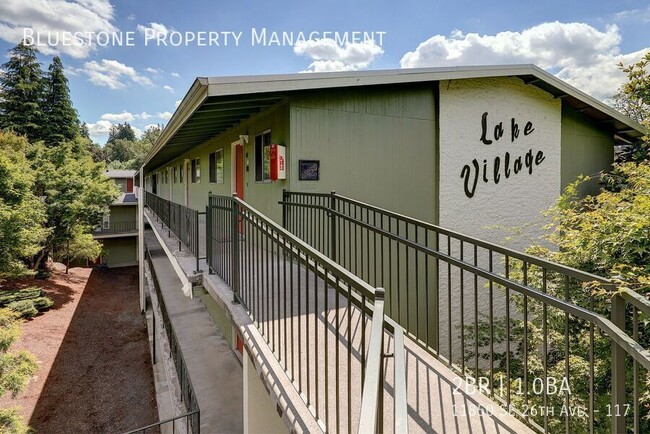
[208, 193, 409, 433]
[232, 195, 378, 301]
[123, 410, 200, 434]
[281, 190, 650, 433]
[621, 288, 650, 317]
[279, 195, 610, 284]
[144, 243, 200, 433]
[280, 199, 650, 367]
[358, 288, 385, 433]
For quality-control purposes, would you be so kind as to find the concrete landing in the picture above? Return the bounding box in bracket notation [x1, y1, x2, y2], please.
[145, 229, 243, 434]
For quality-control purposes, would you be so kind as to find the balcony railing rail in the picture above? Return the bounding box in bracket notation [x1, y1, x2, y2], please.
[145, 191, 205, 272]
[123, 411, 200, 434]
[206, 193, 407, 434]
[94, 220, 138, 234]
[145, 244, 200, 434]
[280, 190, 650, 434]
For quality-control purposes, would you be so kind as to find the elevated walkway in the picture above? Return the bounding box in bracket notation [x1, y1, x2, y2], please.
[145, 205, 533, 433]
[144, 228, 243, 433]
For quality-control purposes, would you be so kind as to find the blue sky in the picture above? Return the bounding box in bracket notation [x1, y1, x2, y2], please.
[0, 0, 648, 143]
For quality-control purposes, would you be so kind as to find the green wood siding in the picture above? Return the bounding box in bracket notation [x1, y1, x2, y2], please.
[561, 104, 614, 196]
[101, 237, 137, 268]
[149, 102, 289, 223]
[108, 205, 137, 223]
[289, 84, 438, 223]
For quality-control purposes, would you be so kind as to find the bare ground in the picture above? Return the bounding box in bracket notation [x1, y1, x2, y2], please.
[0, 266, 158, 433]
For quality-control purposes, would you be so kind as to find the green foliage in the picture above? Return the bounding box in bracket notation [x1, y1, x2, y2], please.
[612, 51, 649, 162]
[55, 226, 103, 264]
[0, 408, 29, 434]
[42, 56, 79, 145]
[0, 41, 45, 142]
[540, 163, 650, 292]
[465, 161, 650, 432]
[6, 301, 38, 319]
[31, 297, 53, 311]
[0, 308, 37, 398]
[107, 122, 136, 144]
[0, 131, 48, 279]
[0, 287, 53, 319]
[30, 140, 120, 269]
[104, 124, 159, 170]
[0, 310, 20, 353]
[0, 288, 42, 306]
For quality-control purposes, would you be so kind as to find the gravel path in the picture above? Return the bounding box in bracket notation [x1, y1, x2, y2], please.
[0, 266, 158, 433]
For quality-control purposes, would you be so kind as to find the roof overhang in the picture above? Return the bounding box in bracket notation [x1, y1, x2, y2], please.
[142, 65, 648, 174]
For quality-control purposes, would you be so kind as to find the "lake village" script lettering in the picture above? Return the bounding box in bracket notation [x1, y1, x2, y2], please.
[460, 112, 546, 198]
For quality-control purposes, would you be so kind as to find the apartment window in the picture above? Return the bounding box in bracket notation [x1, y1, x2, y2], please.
[191, 157, 200, 183]
[209, 149, 224, 183]
[255, 130, 272, 182]
[102, 213, 110, 230]
[179, 163, 183, 183]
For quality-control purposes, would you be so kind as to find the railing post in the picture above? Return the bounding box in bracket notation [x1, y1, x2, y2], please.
[611, 293, 626, 434]
[195, 209, 201, 273]
[207, 192, 212, 275]
[281, 189, 288, 229]
[329, 190, 337, 261]
[231, 194, 240, 304]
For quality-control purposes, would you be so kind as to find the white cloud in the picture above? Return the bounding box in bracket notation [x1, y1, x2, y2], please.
[99, 111, 153, 122]
[127, 13, 135, 21]
[175, 99, 182, 108]
[171, 72, 181, 78]
[0, 0, 117, 58]
[100, 111, 135, 122]
[294, 38, 384, 72]
[80, 59, 153, 89]
[399, 21, 649, 100]
[163, 85, 174, 93]
[144, 67, 162, 74]
[614, 5, 650, 23]
[144, 123, 160, 131]
[86, 119, 112, 137]
[157, 111, 173, 120]
[137, 22, 169, 40]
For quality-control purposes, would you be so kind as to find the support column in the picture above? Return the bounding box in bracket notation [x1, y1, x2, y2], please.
[138, 169, 146, 313]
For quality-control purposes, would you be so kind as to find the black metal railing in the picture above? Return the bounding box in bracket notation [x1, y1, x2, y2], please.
[123, 411, 200, 434]
[145, 191, 205, 272]
[280, 190, 650, 434]
[145, 244, 200, 433]
[94, 221, 138, 234]
[206, 194, 407, 433]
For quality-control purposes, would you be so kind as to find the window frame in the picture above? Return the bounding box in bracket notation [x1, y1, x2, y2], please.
[254, 129, 272, 183]
[191, 157, 201, 183]
[209, 149, 225, 184]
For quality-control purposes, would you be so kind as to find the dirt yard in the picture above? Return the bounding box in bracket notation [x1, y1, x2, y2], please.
[0, 266, 158, 433]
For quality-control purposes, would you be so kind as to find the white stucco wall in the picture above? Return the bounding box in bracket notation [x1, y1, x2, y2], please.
[439, 77, 561, 249]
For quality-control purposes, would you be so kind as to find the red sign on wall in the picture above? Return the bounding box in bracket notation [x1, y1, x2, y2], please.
[270, 144, 286, 181]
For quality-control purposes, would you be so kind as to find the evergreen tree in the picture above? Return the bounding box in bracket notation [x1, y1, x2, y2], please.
[42, 56, 79, 145]
[106, 122, 136, 144]
[0, 41, 45, 142]
[79, 122, 90, 140]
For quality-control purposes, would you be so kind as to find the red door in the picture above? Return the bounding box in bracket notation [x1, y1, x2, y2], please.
[235, 145, 244, 200]
[127, 178, 134, 193]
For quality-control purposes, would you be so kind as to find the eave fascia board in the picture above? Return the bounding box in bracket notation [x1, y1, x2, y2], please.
[142, 77, 209, 170]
